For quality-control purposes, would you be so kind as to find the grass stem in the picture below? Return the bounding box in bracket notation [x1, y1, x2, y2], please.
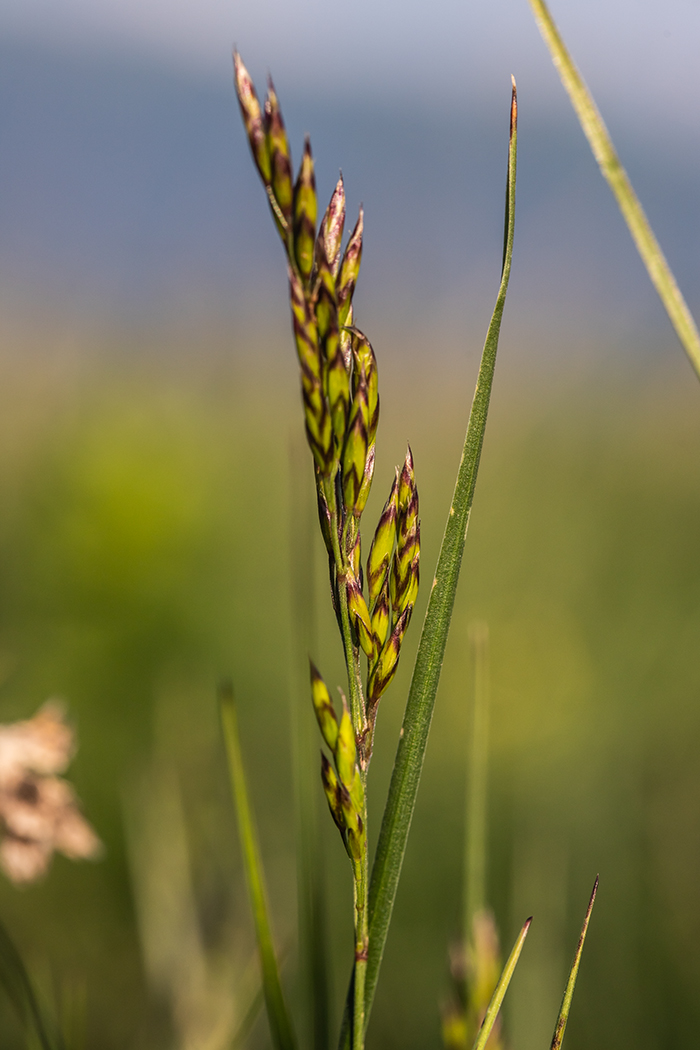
[528, 0, 700, 379]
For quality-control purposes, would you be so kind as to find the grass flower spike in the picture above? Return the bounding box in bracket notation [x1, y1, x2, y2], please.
[233, 57, 518, 1050]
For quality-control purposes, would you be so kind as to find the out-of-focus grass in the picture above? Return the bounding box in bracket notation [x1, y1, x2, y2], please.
[0, 325, 697, 1049]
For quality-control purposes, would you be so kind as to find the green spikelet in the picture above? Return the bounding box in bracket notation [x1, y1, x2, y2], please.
[339, 303, 354, 372]
[347, 575, 374, 658]
[289, 266, 322, 385]
[368, 605, 411, 708]
[340, 772, 365, 863]
[233, 51, 271, 186]
[264, 77, 293, 226]
[391, 447, 420, 615]
[337, 207, 363, 327]
[289, 267, 333, 472]
[349, 328, 379, 444]
[367, 472, 399, 605]
[316, 247, 350, 452]
[293, 137, 317, 282]
[310, 661, 339, 751]
[317, 176, 346, 278]
[335, 698, 357, 789]
[355, 443, 375, 518]
[370, 576, 390, 652]
[342, 367, 370, 514]
[321, 752, 345, 833]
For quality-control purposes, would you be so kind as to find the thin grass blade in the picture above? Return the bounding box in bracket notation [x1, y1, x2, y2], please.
[528, 0, 700, 380]
[470, 917, 531, 1050]
[340, 80, 519, 1046]
[0, 917, 64, 1050]
[549, 876, 598, 1050]
[220, 684, 297, 1050]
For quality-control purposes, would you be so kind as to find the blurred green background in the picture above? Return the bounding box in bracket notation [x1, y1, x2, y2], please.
[1, 5, 700, 1047]
[0, 316, 697, 1050]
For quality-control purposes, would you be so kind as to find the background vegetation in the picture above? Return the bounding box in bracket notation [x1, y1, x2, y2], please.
[1, 7, 699, 1047]
[0, 319, 697, 1048]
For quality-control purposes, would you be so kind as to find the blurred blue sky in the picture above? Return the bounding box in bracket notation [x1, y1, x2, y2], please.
[3, 0, 699, 130]
[0, 1, 698, 347]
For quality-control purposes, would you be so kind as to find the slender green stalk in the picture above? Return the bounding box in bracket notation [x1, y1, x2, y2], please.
[549, 877, 599, 1050]
[289, 441, 330, 1050]
[352, 853, 369, 1050]
[220, 684, 297, 1050]
[464, 622, 490, 943]
[323, 471, 370, 1049]
[353, 81, 518, 1040]
[528, 0, 700, 379]
[470, 918, 531, 1050]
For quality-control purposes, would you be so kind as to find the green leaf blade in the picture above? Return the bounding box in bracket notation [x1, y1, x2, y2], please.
[528, 0, 700, 380]
[220, 685, 297, 1050]
[470, 917, 531, 1050]
[549, 876, 599, 1050]
[360, 80, 519, 1037]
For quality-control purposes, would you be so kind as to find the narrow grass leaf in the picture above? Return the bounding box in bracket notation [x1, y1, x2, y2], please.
[528, 0, 700, 380]
[0, 917, 64, 1050]
[220, 684, 297, 1050]
[351, 80, 519, 1042]
[470, 917, 531, 1050]
[549, 876, 598, 1050]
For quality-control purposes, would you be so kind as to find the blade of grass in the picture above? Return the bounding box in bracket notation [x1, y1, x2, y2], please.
[470, 917, 532, 1050]
[528, 0, 700, 380]
[345, 80, 518, 1044]
[220, 683, 298, 1050]
[0, 917, 63, 1050]
[549, 876, 598, 1050]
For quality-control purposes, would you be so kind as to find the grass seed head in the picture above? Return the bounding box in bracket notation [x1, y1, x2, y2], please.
[320, 752, 345, 834]
[367, 471, 399, 604]
[347, 575, 374, 658]
[368, 605, 412, 707]
[310, 662, 339, 752]
[370, 576, 390, 654]
[337, 207, 364, 327]
[289, 266, 322, 384]
[335, 698, 357, 789]
[233, 52, 271, 185]
[317, 176, 346, 278]
[354, 442, 376, 518]
[342, 367, 370, 513]
[264, 77, 293, 224]
[293, 137, 317, 282]
[349, 329, 379, 443]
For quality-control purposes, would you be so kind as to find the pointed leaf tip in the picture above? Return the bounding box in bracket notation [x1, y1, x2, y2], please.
[549, 878, 598, 1050]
